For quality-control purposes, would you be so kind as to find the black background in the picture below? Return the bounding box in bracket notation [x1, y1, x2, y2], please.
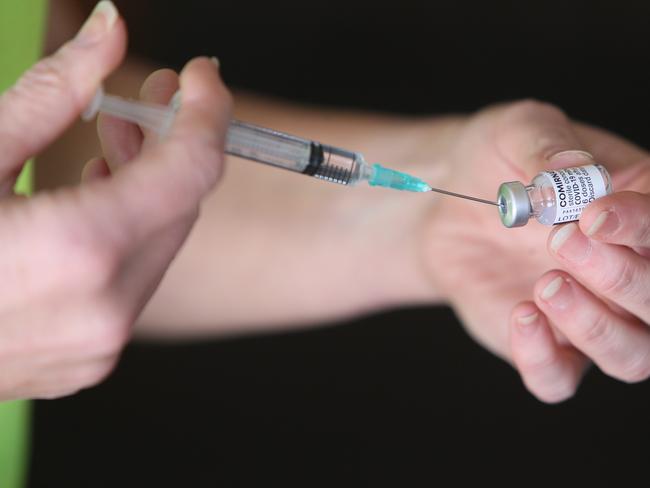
[29, 1, 650, 486]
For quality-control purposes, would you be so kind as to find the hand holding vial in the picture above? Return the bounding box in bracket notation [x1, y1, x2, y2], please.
[9, 0, 650, 405]
[420, 100, 650, 402]
[509, 172, 650, 402]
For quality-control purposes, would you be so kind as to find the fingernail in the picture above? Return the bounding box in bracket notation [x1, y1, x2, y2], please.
[586, 209, 620, 237]
[550, 223, 591, 262]
[518, 312, 539, 325]
[170, 90, 182, 111]
[540, 276, 573, 309]
[517, 312, 539, 336]
[548, 150, 595, 168]
[550, 223, 577, 252]
[75, 1, 118, 46]
[211, 57, 221, 70]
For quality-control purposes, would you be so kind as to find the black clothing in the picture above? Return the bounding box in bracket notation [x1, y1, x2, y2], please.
[30, 2, 650, 486]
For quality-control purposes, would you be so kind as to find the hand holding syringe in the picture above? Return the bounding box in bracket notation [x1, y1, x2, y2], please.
[83, 88, 612, 228]
[83, 87, 438, 192]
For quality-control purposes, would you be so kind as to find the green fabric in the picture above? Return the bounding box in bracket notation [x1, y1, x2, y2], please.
[0, 0, 47, 486]
[1, 0, 46, 196]
[0, 402, 32, 488]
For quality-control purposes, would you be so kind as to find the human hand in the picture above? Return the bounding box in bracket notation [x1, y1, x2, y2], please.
[419, 100, 650, 402]
[0, 1, 231, 400]
[508, 151, 650, 403]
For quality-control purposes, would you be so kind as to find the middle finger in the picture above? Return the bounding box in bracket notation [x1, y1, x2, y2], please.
[547, 222, 650, 324]
[534, 270, 650, 383]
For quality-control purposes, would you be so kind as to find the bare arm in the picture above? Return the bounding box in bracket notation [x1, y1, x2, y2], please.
[138, 93, 457, 336]
[37, 54, 451, 337]
[40, 1, 650, 404]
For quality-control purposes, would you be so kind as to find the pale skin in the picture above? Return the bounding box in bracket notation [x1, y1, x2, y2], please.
[0, 3, 232, 399]
[3, 0, 649, 402]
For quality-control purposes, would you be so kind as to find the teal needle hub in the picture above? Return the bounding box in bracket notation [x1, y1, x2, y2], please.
[368, 164, 432, 192]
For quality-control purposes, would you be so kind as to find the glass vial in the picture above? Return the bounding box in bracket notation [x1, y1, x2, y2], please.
[497, 164, 613, 228]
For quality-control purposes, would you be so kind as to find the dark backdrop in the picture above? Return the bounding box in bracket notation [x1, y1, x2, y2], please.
[29, 1, 650, 486]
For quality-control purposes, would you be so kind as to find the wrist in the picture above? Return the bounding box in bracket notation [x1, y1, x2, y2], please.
[348, 115, 467, 310]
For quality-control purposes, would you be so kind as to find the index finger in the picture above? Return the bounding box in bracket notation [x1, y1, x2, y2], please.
[0, 1, 126, 175]
[580, 191, 650, 249]
[94, 57, 233, 241]
[547, 222, 650, 323]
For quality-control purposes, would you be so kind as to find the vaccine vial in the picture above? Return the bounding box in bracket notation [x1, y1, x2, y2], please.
[497, 164, 613, 228]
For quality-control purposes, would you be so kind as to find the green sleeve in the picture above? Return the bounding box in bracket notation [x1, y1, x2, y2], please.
[0, 0, 48, 486]
[1, 0, 47, 196]
[0, 403, 33, 488]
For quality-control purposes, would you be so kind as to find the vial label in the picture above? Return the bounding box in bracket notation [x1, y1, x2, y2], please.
[541, 165, 608, 224]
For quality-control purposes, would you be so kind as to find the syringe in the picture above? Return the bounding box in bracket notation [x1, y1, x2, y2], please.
[82, 87, 432, 192]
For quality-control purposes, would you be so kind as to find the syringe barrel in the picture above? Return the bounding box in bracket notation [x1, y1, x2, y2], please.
[226, 120, 366, 186]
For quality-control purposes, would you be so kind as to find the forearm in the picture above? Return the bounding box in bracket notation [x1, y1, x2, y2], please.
[36, 51, 461, 337]
[138, 96, 464, 337]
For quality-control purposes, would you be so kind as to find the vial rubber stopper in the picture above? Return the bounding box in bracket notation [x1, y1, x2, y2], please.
[497, 181, 532, 228]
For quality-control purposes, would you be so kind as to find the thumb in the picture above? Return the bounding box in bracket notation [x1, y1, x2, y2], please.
[0, 1, 126, 179]
[491, 100, 594, 180]
[87, 57, 233, 243]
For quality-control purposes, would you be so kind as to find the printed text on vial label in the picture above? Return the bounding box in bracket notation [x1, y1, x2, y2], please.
[546, 166, 606, 224]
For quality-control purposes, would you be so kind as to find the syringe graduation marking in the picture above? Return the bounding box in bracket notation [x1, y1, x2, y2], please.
[91, 90, 505, 195]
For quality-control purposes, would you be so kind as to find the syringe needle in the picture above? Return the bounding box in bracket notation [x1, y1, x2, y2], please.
[428, 186, 501, 207]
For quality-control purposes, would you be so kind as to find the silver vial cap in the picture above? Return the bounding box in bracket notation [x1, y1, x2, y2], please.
[497, 181, 532, 228]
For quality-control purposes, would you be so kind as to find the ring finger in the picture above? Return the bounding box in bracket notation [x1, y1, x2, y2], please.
[534, 270, 650, 383]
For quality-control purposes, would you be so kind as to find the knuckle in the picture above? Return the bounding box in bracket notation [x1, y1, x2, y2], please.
[59, 360, 118, 396]
[597, 259, 637, 300]
[14, 55, 78, 112]
[176, 138, 225, 193]
[520, 349, 561, 375]
[60, 306, 131, 359]
[632, 213, 650, 246]
[79, 359, 119, 389]
[613, 351, 650, 384]
[88, 310, 132, 356]
[576, 312, 615, 352]
[25, 56, 69, 90]
[504, 98, 567, 123]
[518, 354, 577, 403]
[492, 99, 573, 164]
